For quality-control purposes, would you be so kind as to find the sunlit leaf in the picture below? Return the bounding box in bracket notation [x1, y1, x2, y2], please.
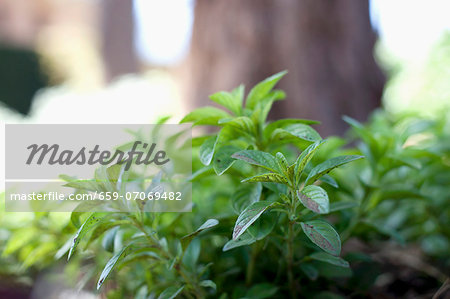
[298, 185, 329, 214]
[246, 71, 287, 109]
[181, 219, 219, 250]
[242, 173, 288, 184]
[210, 91, 241, 115]
[199, 136, 218, 166]
[271, 124, 322, 147]
[180, 106, 230, 126]
[232, 150, 280, 173]
[199, 280, 216, 290]
[218, 116, 256, 136]
[294, 140, 325, 183]
[306, 155, 364, 185]
[231, 183, 262, 214]
[264, 118, 320, 139]
[102, 227, 120, 253]
[68, 212, 105, 260]
[213, 145, 240, 175]
[275, 152, 290, 178]
[233, 200, 275, 240]
[97, 246, 129, 289]
[158, 286, 184, 299]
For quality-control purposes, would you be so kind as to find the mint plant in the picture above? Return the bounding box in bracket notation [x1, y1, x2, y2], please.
[2, 72, 448, 298]
[182, 71, 363, 297]
[334, 112, 450, 251]
[58, 125, 221, 298]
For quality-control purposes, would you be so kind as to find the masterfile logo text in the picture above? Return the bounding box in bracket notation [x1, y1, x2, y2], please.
[4, 124, 192, 212]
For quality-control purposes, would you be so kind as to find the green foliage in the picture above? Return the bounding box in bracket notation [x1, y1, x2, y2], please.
[1, 72, 448, 298]
[177, 71, 363, 297]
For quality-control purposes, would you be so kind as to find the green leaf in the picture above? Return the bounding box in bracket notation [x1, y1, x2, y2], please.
[213, 145, 240, 175]
[272, 123, 322, 144]
[298, 185, 329, 214]
[301, 220, 341, 256]
[275, 152, 290, 178]
[97, 246, 129, 289]
[180, 219, 219, 250]
[87, 219, 130, 249]
[191, 135, 211, 147]
[233, 200, 275, 240]
[294, 140, 325, 183]
[3, 228, 36, 256]
[246, 283, 278, 299]
[251, 90, 286, 125]
[180, 106, 230, 126]
[386, 154, 421, 170]
[210, 91, 241, 115]
[105, 163, 122, 183]
[306, 155, 364, 185]
[94, 167, 115, 192]
[199, 136, 218, 166]
[223, 231, 257, 251]
[156, 115, 171, 124]
[63, 180, 102, 192]
[218, 116, 256, 135]
[247, 211, 277, 240]
[232, 150, 280, 173]
[182, 238, 200, 270]
[319, 174, 338, 188]
[69, 202, 102, 228]
[232, 84, 245, 105]
[102, 227, 120, 253]
[300, 263, 319, 280]
[55, 236, 73, 260]
[188, 166, 214, 181]
[68, 212, 104, 260]
[22, 242, 57, 268]
[343, 116, 380, 161]
[309, 252, 349, 268]
[264, 119, 320, 139]
[158, 286, 184, 299]
[242, 173, 288, 184]
[231, 183, 262, 214]
[329, 201, 358, 212]
[246, 71, 287, 109]
[199, 280, 216, 290]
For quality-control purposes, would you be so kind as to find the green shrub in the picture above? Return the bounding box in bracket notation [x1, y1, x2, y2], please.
[1, 72, 448, 298]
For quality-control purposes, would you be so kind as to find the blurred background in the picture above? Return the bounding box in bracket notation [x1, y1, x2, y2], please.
[0, 0, 448, 129]
[0, 0, 449, 298]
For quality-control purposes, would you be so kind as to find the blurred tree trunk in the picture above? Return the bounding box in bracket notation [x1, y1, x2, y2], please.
[100, 0, 138, 82]
[187, 0, 385, 136]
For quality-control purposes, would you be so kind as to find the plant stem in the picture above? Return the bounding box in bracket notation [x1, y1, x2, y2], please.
[287, 219, 296, 298]
[246, 242, 260, 286]
[176, 265, 203, 299]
